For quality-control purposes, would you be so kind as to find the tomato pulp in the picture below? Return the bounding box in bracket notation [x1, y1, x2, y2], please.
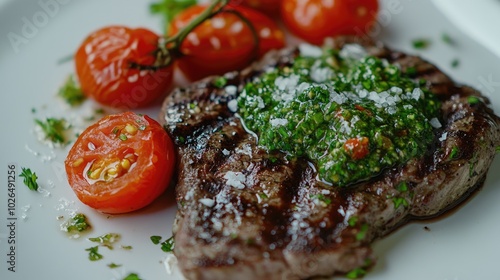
[65, 112, 175, 214]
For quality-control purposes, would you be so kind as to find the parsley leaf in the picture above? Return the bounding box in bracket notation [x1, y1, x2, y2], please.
[108, 263, 122, 268]
[86, 246, 103, 261]
[123, 273, 142, 280]
[441, 33, 456, 46]
[89, 233, 121, 249]
[63, 213, 91, 233]
[19, 167, 39, 191]
[449, 146, 460, 159]
[161, 236, 175, 252]
[346, 267, 367, 279]
[58, 75, 86, 106]
[412, 38, 431, 49]
[150, 235, 162, 245]
[392, 197, 409, 209]
[150, 0, 196, 34]
[35, 117, 69, 144]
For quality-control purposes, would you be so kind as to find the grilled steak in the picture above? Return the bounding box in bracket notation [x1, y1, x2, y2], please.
[160, 36, 500, 280]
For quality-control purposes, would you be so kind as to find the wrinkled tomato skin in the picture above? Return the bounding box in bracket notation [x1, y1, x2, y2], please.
[281, 0, 379, 45]
[170, 4, 285, 81]
[75, 26, 173, 109]
[65, 112, 175, 214]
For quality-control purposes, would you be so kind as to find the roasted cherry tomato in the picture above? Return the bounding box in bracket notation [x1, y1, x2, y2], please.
[235, 0, 281, 15]
[344, 137, 370, 160]
[65, 112, 175, 214]
[75, 26, 173, 109]
[169, 3, 285, 81]
[281, 0, 379, 45]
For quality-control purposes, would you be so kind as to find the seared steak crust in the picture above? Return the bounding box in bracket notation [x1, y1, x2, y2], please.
[160, 37, 500, 280]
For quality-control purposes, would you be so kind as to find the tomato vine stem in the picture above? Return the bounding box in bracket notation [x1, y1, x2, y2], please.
[131, 0, 260, 71]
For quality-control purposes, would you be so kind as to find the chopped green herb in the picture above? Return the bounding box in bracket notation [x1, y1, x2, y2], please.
[496, 146, 500, 153]
[467, 96, 480, 105]
[89, 233, 121, 249]
[346, 267, 367, 279]
[58, 75, 86, 106]
[213, 76, 228, 88]
[123, 273, 142, 280]
[441, 33, 455, 45]
[238, 49, 441, 186]
[35, 117, 69, 144]
[150, 235, 162, 245]
[119, 134, 128, 141]
[161, 236, 175, 252]
[451, 59, 460, 68]
[355, 224, 369, 241]
[310, 194, 332, 205]
[19, 167, 39, 191]
[108, 263, 122, 268]
[138, 124, 146, 131]
[449, 146, 459, 159]
[412, 38, 431, 49]
[150, 0, 196, 34]
[405, 66, 417, 76]
[348, 216, 358, 227]
[31, 108, 36, 113]
[259, 193, 268, 199]
[392, 197, 409, 209]
[121, 245, 133, 250]
[396, 181, 408, 192]
[63, 213, 91, 233]
[112, 127, 119, 134]
[85, 246, 103, 261]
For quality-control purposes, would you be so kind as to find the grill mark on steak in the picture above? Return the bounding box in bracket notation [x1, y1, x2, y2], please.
[160, 36, 500, 280]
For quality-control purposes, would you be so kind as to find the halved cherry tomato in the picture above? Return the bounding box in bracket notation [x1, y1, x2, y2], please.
[344, 137, 370, 160]
[281, 0, 379, 45]
[75, 26, 173, 109]
[169, 3, 285, 81]
[64, 112, 175, 214]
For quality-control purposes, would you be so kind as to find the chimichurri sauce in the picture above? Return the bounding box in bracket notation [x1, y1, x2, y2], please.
[237, 44, 441, 186]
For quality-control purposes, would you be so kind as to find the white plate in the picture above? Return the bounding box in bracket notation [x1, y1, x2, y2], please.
[1, 1, 500, 280]
[432, 0, 500, 60]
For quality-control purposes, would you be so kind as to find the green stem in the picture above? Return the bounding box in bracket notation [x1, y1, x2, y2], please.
[221, 9, 260, 61]
[131, 0, 229, 71]
[166, 0, 229, 48]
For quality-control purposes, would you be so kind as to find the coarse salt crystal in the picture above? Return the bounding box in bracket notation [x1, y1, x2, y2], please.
[199, 198, 215, 207]
[430, 117, 442, 128]
[270, 118, 288, 127]
[223, 171, 246, 189]
[298, 43, 323, 58]
[225, 85, 238, 95]
[227, 99, 238, 112]
[439, 132, 448, 141]
[339, 44, 367, 60]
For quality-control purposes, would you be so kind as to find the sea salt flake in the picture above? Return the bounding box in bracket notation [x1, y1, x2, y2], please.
[270, 118, 288, 127]
[224, 171, 246, 189]
[199, 198, 215, 207]
[430, 117, 442, 128]
[227, 99, 238, 112]
[298, 43, 323, 58]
